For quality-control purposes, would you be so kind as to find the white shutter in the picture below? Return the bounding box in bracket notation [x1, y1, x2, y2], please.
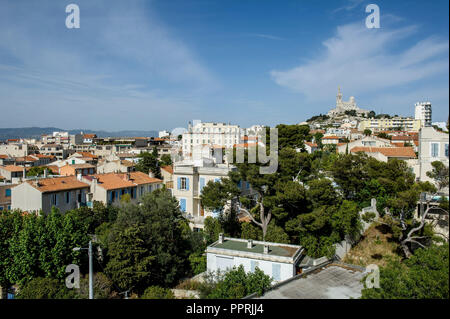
[216, 256, 234, 272]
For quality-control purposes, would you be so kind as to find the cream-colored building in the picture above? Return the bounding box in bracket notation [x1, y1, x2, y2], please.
[359, 117, 422, 132]
[81, 171, 162, 207]
[172, 160, 239, 230]
[337, 136, 392, 154]
[416, 127, 449, 191]
[11, 176, 90, 214]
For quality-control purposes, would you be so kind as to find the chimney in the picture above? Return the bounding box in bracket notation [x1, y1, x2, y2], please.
[23, 168, 26, 179]
[263, 245, 269, 254]
[44, 168, 48, 178]
[149, 170, 155, 178]
[218, 233, 224, 244]
[77, 173, 82, 181]
[247, 239, 253, 249]
[125, 172, 131, 181]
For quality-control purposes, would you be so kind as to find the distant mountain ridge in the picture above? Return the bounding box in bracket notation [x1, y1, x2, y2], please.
[0, 127, 158, 140]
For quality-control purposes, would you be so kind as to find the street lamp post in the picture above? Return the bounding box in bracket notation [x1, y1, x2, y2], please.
[73, 240, 94, 299]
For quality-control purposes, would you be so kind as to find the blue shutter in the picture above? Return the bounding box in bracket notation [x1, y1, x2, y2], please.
[5, 189, 11, 197]
[272, 264, 281, 281]
[238, 180, 242, 189]
[180, 198, 186, 212]
[200, 178, 205, 192]
[177, 177, 181, 189]
[186, 178, 190, 190]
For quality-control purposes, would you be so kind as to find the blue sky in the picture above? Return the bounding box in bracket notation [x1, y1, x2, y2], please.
[0, 0, 448, 131]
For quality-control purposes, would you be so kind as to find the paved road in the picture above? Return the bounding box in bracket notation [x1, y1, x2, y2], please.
[258, 265, 365, 299]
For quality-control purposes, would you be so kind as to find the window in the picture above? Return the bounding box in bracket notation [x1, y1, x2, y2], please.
[272, 263, 281, 281]
[177, 177, 189, 190]
[5, 189, 11, 197]
[51, 193, 57, 206]
[431, 143, 439, 157]
[179, 198, 187, 212]
[445, 144, 449, 158]
[250, 260, 259, 272]
[199, 177, 205, 193]
[66, 191, 70, 204]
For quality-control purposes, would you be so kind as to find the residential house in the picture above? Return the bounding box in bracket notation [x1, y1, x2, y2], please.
[206, 235, 304, 282]
[161, 165, 174, 189]
[416, 127, 449, 190]
[39, 144, 68, 160]
[82, 171, 162, 206]
[60, 164, 97, 177]
[0, 182, 16, 211]
[172, 160, 237, 230]
[350, 146, 417, 162]
[0, 165, 25, 184]
[337, 136, 392, 154]
[11, 176, 90, 214]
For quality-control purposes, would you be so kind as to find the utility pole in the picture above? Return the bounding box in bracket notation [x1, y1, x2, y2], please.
[88, 240, 94, 300]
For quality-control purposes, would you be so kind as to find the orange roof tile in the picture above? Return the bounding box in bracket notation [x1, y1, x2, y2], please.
[1, 165, 24, 172]
[74, 152, 98, 159]
[27, 176, 90, 193]
[89, 172, 161, 190]
[161, 165, 173, 174]
[350, 146, 416, 158]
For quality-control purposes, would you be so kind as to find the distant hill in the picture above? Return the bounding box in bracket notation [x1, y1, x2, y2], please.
[0, 127, 158, 140]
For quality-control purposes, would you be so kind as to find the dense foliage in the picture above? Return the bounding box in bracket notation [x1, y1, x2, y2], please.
[361, 244, 449, 299]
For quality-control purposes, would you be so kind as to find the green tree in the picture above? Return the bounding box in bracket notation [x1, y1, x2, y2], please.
[361, 244, 449, 299]
[136, 151, 161, 179]
[160, 154, 173, 167]
[141, 286, 175, 299]
[363, 129, 372, 136]
[103, 190, 189, 294]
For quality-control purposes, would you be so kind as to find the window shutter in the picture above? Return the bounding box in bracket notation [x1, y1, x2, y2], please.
[177, 177, 181, 189]
[180, 198, 186, 212]
[186, 178, 190, 190]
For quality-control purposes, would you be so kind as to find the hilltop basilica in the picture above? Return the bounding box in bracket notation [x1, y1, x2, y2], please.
[327, 87, 369, 116]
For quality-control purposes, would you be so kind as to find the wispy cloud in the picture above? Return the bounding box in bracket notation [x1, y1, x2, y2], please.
[0, 0, 218, 130]
[270, 21, 449, 102]
[243, 33, 284, 41]
[332, 0, 364, 13]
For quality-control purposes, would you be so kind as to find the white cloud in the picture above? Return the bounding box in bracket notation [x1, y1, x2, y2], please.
[270, 22, 449, 102]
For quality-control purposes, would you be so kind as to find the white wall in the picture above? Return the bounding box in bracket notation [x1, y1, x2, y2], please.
[207, 252, 295, 282]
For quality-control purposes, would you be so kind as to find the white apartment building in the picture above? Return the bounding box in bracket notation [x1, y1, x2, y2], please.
[182, 121, 243, 158]
[359, 117, 422, 132]
[206, 235, 304, 282]
[415, 102, 432, 127]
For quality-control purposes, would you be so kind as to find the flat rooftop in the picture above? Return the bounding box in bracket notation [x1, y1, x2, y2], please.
[210, 239, 300, 258]
[258, 264, 365, 299]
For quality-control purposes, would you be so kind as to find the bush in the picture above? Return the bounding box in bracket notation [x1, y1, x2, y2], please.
[141, 286, 175, 299]
[202, 265, 272, 299]
[16, 277, 78, 299]
[189, 252, 206, 276]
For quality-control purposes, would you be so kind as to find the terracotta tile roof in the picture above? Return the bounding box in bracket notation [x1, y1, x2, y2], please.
[391, 142, 404, 147]
[1, 165, 24, 172]
[391, 135, 418, 141]
[63, 163, 96, 169]
[34, 154, 55, 159]
[161, 165, 173, 174]
[83, 134, 96, 139]
[305, 142, 318, 147]
[322, 136, 339, 139]
[74, 152, 98, 159]
[233, 142, 258, 148]
[350, 146, 416, 158]
[89, 172, 162, 190]
[414, 140, 419, 146]
[27, 176, 90, 193]
[14, 156, 39, 162]
[0, 155, 9, 159]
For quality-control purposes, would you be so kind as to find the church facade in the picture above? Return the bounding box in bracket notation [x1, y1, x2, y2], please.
[327, 88, 369, 116]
